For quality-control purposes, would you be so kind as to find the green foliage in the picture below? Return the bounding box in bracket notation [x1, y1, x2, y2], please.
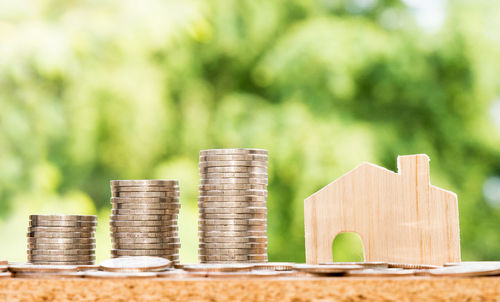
[1, 0, 500, 263]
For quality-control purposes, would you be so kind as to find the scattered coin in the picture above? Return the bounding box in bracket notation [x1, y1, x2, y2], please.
[84, 271, 158, 278]
[346, 268, 416, 277]
[183, 264, 253, 273]
[388, 263, 440, 270]
[293, 264, 363, 274]
[100, 256, 172, 272]
[252, 262, 294, 271]
[320, 262, 389, 269]
[8, 263, 78, 273]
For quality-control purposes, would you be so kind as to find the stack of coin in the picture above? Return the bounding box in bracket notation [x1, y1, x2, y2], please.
[198, 148, 268, 263]
[110, 180, 181, 264]
[27, 215, 97, 265]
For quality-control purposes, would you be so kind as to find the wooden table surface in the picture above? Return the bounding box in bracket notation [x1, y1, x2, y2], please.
[1, 276, 500, 301]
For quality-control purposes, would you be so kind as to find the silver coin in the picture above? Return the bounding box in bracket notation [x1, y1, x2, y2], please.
[200, 178, 267, 185]
[27, 243, 96, 249]
[27, 238, 96, 244]
[319, 261, 388, 269]
[110, 220, 176, 227]
[199, 224, 266, 232]
[199, 183, 267, 191]
[14, 272, 84, 279]
[111, 249, 178, 256]
[28, 226, 96, 233]
[27, 231, 94, 238]
[198, 195, 267, 202]
[199, 242, 260, 249]
[199, 160, 267, 168]
[29, 215, 97, 221]
[200, 248, 266, 255]
[112, 237, 179, 244]
[198, 202, 267, 208]
[110, 214, 178, 221]
[111, 185, 179, 192]
[28, 249, 95, 256]
[112, 242, 181, 250]
[199, 207, 267, 214]
[110, 180, 179, 187]
[111, 231, 179, 238]
[110, 197, 180, 204]
[99, 256, 172, 272]
[29, 261, 94, 265]
[111, 209, 178, 215]
[29, 220, 97, 227]
[183, 264, 253, 273]
[199, 255, 249, 261]
[199, 213, 262, 219]
[200, 172, 267, 179]
[200, 236, 267, 243]
[199, 231, 267, 237]
[8, 264, 79, 273]
[200, 166, 267, 173]
[199, 154, 268, 162]
[110, 226, 178, 233]
[198, 190, 267, 197]
[200, 149, 268, 155]
[112, 203, 180, 211]
[112, 191, 180, 198]
[252, 262, 294, 271]
[200, 219, 266, 226]
[293, 264, 363, 274]
[28, 255, 96, 261]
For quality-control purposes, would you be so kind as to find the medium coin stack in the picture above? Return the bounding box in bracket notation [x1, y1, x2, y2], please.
[27, 215, 97, 265]
[110, 180, 181, 264]
[198, 148, 268, 263]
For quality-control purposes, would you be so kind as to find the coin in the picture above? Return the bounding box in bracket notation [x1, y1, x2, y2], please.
[110, 214, 177, 221]
[110, 180, 178, 187]
[14, 272, 84, 279]
[84, 271, 158, 278]
[429, 265, 500, 277]
[200, 154, 267, 161]
[113, 191, 180, 198]
[28, 226, 96, 233]
[198, 255, 249, 261]
[8, 263, 79, 273]
[28, 255, 96, 262]
[110, 226, 177, 233]
[29, 220, 97, 227]
[201, 166, 267, 173]
[346, 268, 415, 277]
[199, 219, 251, 225]
[111, 232, 178, 238]
[198, 195, 267, 202]
[200, 178, 268, 185]
[112, 242, 181, 250]
[111, 197, 180, 203]
[111, 209, 178, 215]
[252, 262, 294, 271]
[200, 172, 268, 179]
[201, 236, 267, 243]
[199, 213, 261, 219]
[27, 238, 95, 244]
[293, 264, 363, 274]
[27, 231, 94, 238]
[110, 220, 176, 227]
[27, 243, 96, 249]
[28, 261, 94, 265]
[29, 215, 97, 221]
[28, 249, 95, 256]
[199, 231, 267, 237]
[199, 160, 268, 168]
[111, 186, 180, 192]
[200, 149, 268, 155]
[199, 242, 264, 249]
[112, 237, 179, 244]
[183, 264, 253, 273]
[199, 184, 267, 191]
[388, 263, 440, 269]
[198, 202, 267, 208]
[0, 265, 7, 272]
[198, 190, 267, 197]
[111, 249, 178, 256]
[199, 225, 266, 232]
[320, 261, 389, 268]
[99, 256, 172, 272]
[113, 204, 180, 212]
[199, 207, 267, 214]
[0, 272, 11, 278]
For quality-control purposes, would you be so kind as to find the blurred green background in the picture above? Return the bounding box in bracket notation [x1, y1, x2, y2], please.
[1, 0, 500, 264]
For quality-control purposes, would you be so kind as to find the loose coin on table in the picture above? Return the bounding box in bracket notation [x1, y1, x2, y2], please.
[100, 256, 172, 272]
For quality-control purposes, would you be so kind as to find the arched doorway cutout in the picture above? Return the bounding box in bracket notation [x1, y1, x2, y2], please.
[331, 232, 365, 262]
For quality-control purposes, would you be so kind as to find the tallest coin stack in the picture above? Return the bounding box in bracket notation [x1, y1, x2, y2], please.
[198, 148, 268, 263]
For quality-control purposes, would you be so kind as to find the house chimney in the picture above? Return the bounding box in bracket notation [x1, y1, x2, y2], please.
[397, 154, 430, 186]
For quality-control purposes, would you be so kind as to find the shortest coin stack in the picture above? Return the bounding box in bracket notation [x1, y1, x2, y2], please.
[27, 215, 97, 265]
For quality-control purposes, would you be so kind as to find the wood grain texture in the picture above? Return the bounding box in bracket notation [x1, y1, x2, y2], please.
[304, 154, 460, 265]
[1, 277, 500, 301]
